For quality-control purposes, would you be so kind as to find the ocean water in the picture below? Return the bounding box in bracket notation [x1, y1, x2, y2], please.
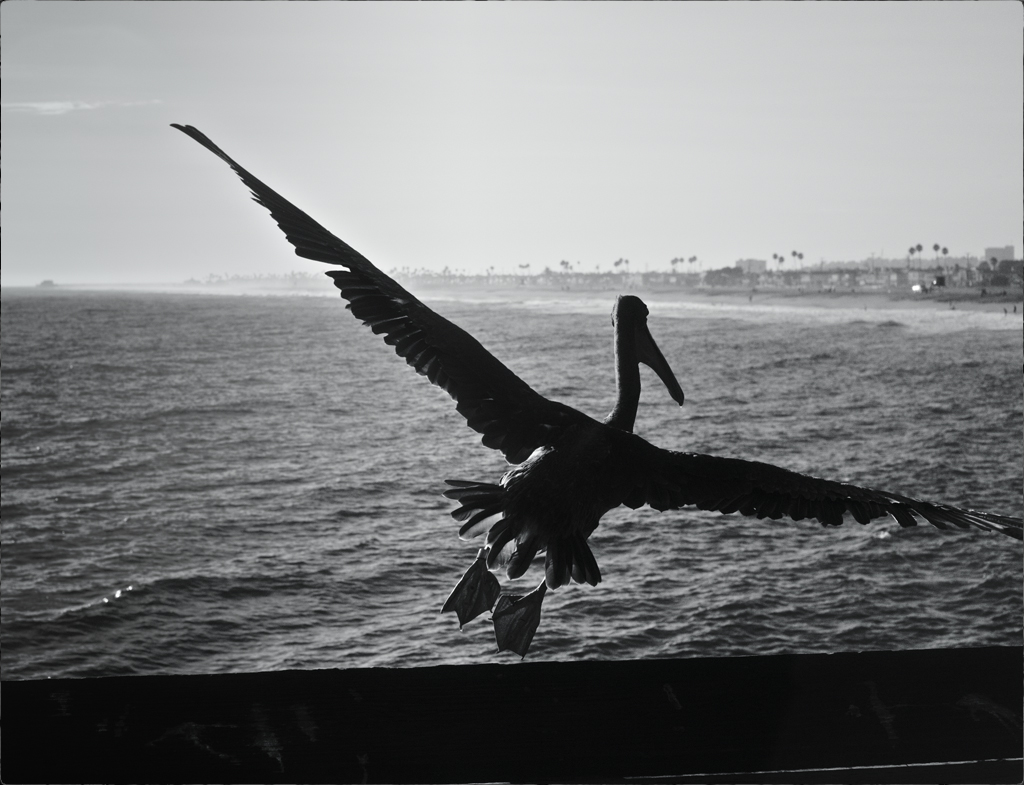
[2, 287, 1021, 680]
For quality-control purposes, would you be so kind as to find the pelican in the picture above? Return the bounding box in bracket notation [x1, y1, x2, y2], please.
[171, 124, 1023, 656]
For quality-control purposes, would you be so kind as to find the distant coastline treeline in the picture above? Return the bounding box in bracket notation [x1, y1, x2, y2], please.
[164, 255, 1024, 294]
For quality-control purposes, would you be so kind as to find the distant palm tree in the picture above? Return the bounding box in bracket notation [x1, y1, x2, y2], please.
[941, 247, 948, 256]
[933, 243, 940, 260]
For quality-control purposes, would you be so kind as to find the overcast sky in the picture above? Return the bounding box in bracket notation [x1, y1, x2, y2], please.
[3, 2, 1021, 286]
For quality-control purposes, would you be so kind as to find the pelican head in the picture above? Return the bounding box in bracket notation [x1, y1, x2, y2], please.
[607, 296, 685, 430]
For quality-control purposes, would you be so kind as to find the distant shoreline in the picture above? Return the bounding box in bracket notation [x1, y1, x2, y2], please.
[409, 282, 1024, 316]
[653, 286, 1023, 314]
[5, 281, 1022, 317]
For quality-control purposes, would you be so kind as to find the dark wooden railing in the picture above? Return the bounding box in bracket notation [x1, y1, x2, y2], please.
[5, 646, 1021, 783]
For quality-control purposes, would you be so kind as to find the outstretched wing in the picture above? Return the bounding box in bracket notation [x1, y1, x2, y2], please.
[172, 124, 589, 463]
[615, 437, 1023, 540]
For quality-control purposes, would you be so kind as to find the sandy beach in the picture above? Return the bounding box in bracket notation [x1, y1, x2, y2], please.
[13, 279, 1022, 321]
[648, 286, 1023, 315]
[406, 281, 1024, 318]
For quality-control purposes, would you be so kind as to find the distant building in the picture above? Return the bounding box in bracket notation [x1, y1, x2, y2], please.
[983, 246, 1014, 263]
[734, 258, 767, 274]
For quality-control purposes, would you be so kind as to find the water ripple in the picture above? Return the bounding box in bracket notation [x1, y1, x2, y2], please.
[2, 291, 1020, 679]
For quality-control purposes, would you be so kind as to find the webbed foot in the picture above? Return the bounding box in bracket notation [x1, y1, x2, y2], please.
[441, 549, 500, 628]
[493, 581, 547, 658]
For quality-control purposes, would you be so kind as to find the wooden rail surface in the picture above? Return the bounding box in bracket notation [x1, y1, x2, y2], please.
[4, 646, 1021, 783]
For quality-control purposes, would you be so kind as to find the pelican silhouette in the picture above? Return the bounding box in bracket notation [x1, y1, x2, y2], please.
[172, 124, 1023, 656]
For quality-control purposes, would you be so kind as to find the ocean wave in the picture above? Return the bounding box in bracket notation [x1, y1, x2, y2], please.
[2, 291, 1020, 679]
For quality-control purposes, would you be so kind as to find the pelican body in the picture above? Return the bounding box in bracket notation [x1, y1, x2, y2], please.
[172, 124, 1023, 657]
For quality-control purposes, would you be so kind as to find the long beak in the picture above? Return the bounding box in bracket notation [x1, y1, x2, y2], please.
[634, 321, 685, 406]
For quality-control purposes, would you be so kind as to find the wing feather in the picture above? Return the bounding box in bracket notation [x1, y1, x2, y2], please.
[172, 124, 588, 462]
[614, 438, 1023, 540]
